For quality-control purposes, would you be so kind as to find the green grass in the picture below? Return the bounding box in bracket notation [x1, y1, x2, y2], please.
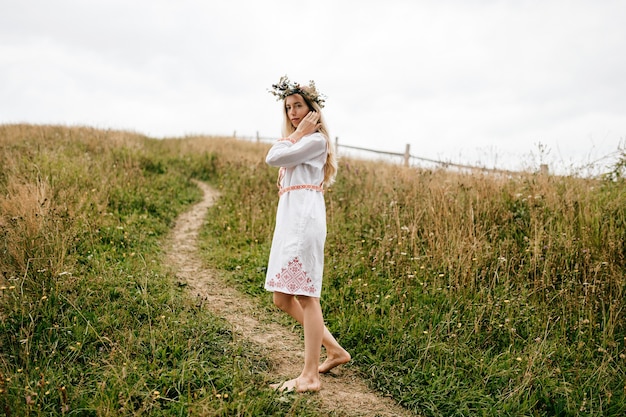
[199, 137, 626, 416]
[1, 124, 624, 416]
[0, 125, 323, 416]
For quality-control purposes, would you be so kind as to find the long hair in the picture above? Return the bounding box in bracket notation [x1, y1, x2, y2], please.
[281, 93, 338, 187]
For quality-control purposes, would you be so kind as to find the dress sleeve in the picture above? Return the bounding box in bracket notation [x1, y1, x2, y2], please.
[265, 133, 326, 167]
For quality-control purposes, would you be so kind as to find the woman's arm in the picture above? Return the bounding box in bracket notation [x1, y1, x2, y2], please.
[266, 133, 326, 167]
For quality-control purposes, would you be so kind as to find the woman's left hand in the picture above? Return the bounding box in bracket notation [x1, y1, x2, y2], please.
[290, 111, 321, 142]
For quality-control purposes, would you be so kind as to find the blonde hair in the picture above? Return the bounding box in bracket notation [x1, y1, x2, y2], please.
[281, 92, 338, 186]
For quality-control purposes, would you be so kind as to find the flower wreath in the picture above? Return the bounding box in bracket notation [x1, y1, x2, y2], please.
[269, 75, 326, 108]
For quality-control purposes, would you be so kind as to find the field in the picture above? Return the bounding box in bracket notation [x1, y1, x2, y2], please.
[1, 124, 625, 416]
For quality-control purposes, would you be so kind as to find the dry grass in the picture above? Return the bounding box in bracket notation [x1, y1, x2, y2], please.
[0, 124, 322, 416]
[1, 123, 624, 416]
[197, 134, 626, 416]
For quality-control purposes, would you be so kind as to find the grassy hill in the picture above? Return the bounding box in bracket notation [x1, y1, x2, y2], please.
[1, 124, 625, 416]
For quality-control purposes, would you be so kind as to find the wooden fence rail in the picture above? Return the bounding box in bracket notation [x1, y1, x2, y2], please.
[238, 131, 547, 176]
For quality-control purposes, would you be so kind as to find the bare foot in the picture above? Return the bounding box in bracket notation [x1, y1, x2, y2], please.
[271, 377, 321, 393]
[319, 349, 351, 374]
[270, 379, 296, 392]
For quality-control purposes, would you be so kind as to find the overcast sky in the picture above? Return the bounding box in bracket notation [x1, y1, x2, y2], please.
[2, 0, 625, 174]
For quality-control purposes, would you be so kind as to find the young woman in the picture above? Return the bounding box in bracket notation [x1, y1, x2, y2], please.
[265, 76, 350, 393]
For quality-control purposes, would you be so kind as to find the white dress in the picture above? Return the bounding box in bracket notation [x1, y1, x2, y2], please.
[264, 132, 328, 298]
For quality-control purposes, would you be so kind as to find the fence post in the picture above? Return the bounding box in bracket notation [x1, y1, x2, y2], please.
[335, 136, 339, 154]
[404, 144, 410, 167]
[256, 131, 260, 143]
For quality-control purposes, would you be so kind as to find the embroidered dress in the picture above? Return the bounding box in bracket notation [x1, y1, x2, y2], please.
[265, 132, 328, 298]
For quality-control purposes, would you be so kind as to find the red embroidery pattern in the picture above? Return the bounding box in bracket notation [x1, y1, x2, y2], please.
[278, 184, 323, 196]
[268, 257, 316, 294]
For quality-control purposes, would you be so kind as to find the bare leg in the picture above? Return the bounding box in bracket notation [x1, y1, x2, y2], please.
[273, 292, 350, 374]
[318, 337, 351, 374]
[294, 296, 324, 391]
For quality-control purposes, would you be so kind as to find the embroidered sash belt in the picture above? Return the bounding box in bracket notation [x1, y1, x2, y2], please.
[278, 184, 324, 196]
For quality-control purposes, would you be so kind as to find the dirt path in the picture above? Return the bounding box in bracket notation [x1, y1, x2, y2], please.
[165, 180, 412, 417]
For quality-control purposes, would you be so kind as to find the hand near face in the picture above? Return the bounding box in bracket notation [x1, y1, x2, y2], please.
[294, 111, 321, 137]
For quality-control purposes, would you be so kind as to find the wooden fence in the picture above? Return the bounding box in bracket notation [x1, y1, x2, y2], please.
[234, 131, 548, 176]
